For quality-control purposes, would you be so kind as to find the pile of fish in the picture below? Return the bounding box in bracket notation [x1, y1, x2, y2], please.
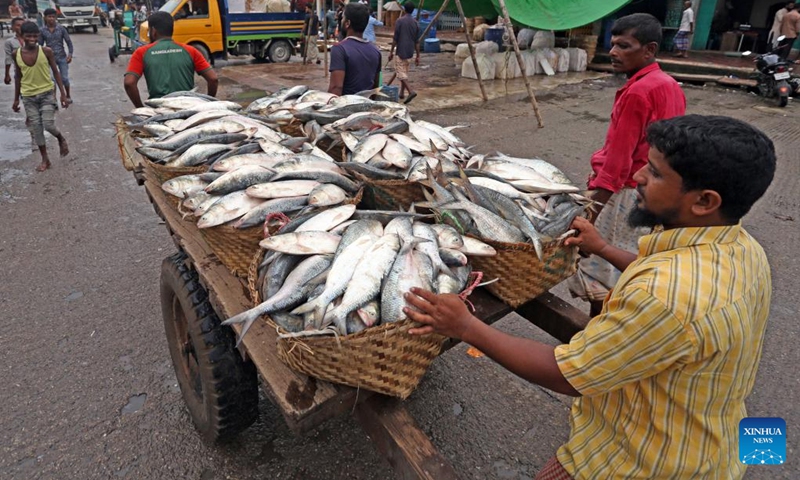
[221, 208, 497, 343]
[243, 85, 473, 183]
[161, 153, 361, 229]
[125, 90, 338, 168]
[419, 155, 593, 259]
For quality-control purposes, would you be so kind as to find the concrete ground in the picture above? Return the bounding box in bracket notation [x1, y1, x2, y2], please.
[1, 29, 798, 479]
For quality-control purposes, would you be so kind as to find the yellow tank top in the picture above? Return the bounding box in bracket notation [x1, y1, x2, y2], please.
[16, 46, 54, 97]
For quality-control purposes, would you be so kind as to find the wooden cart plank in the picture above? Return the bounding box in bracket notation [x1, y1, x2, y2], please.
[144, 180, 358, 433]
[514, 291, 590, 344]
[355, 396, 459, 480]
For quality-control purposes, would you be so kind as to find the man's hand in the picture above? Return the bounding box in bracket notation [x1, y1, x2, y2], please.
[404, 288, 479, 339]
[60, 95, 69, 109]
[415, 55, 420, 66]
[4, 74, 11, 85]
[564, 216, 608, 256]
[67, 55, 72, 64]
[12, 100, 20, 112]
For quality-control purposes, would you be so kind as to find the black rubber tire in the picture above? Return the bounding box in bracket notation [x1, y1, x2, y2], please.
[160, 252, 259, 443]
[92, 25, 98, 34]
[268, 39, 293, 63]
[777, 94, 789, 107]
[109, 46, 116, 63]
[191, 42, 213, 66]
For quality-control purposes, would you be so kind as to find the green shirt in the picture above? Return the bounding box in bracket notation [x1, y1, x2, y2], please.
[124, 38, 211, 98]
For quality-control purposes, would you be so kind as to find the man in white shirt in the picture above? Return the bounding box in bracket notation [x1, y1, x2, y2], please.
[673, 1, 693, 58]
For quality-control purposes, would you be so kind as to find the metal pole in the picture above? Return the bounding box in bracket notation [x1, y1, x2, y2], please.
[453, 0, 487, 102]
[495, 0, 543, 127]
[418, 0, 448, 40]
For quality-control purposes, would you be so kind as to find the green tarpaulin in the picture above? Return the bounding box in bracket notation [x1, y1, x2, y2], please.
[418, 0, 629, 31]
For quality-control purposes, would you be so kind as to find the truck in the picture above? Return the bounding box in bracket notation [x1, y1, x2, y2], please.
[55, 0, 101, 33]
[140, 0, 305, 63]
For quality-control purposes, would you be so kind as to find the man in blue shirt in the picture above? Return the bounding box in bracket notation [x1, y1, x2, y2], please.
[328, 3, 381, 96]
[39, 8, 74, 103]
[387, 2, 419, 103]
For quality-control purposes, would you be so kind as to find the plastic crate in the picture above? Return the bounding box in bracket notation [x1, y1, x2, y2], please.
[380, 85, 400, 102]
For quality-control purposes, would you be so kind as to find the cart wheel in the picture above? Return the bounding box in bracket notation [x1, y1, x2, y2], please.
[109, 46, 116, 63]
[160, 252, 259, 443]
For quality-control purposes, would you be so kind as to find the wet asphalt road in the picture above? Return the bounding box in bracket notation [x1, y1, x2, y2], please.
[1, 29, 798, 479]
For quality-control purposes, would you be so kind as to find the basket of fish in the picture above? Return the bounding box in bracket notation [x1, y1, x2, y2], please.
[421, 154, 592, 308]
[163, 149, 364, 277]
[228, 209, 496, 398]
[242, 85, 476, 211]
[121, 92, 306, 185]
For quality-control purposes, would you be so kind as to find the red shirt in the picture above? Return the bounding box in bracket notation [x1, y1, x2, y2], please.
[589, 63, 686, 192]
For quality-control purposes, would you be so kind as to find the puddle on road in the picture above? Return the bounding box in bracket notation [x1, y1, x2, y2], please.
[0, 125, 32, 163]
[121, 393, 147, 415]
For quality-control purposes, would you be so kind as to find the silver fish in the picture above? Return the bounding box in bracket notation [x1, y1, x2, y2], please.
[259, 231, 341, 255]
[234, 196, 307, 230]
[247, 180, 321, 199]
[162, 175, 210, 199]
[381, 240, 434, 324]
[294, 205, 357, 233]
[205, 165, 276, 195]
[308, 183, 348, 207]
[325, 234, 401, 334]
[223, 254, 332, 345]
[458, 236, 497, 256]
[196, 191, 265, 229]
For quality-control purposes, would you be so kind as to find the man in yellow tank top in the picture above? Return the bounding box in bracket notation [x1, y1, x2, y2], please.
[11, 21, 69, 172]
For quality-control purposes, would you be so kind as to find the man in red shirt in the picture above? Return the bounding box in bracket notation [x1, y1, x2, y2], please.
[568, 13, 686, 316]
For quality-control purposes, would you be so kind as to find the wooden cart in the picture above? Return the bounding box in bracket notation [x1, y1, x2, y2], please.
[118, 124, 591, 479]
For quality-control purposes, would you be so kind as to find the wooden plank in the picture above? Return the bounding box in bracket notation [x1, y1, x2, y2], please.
[143, 180, 359, 434]
[355, 396, 459, 480]
[514, 291, 590, 344]
[441, 288, 512, 353]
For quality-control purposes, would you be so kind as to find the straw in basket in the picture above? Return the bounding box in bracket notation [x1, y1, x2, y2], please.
[468, 238, 579, 308]
[246, 250, 446, 399]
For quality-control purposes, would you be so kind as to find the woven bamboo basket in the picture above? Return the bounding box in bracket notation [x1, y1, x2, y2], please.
[246, 250, 446, 399]
[279, 121, 305, 138]
[115, 120, 140, 172]
[142, 157, 207, 185]
[469, 238, 579, 308]
[352, 173, 426, 211]
[202, 188, 364, 278]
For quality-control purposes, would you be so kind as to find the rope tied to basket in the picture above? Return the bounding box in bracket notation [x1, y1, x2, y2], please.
[263, 212, 291, 238]
[459, 271, 483, 311]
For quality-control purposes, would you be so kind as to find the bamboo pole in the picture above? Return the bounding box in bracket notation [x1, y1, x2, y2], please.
[416, 0, 425, 21]
[453, 0, 487, 102]
[323, 9, 329, 78]
[418, 0, 449, 40]
[495, 0, 543, 127]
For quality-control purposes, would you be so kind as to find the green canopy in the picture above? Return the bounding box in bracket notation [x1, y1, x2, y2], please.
[417, 0, 629, 31]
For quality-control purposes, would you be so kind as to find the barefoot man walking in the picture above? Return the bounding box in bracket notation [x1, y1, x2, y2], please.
[12, 21, 69, 172]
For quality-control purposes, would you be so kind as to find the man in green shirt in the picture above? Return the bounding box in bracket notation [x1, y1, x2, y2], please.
[122, 11, 218, 107]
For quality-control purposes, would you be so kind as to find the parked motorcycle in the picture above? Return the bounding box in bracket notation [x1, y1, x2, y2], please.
[744, 36, 794, 107]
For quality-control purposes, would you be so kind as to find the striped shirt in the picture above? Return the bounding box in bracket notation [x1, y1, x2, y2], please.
[555, 224, 771, 479]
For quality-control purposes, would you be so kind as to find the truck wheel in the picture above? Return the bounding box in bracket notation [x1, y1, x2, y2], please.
[93, 25, 98, 33]
[160, 252, 259, 443]
[268, 40, 292, 63]
[191, 42, 213, 66]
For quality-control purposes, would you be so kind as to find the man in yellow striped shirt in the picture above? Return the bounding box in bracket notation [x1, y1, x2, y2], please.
[404, 115, 776, 479]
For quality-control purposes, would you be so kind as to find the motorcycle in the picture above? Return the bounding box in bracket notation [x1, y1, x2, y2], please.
[744, 35, 794, 107]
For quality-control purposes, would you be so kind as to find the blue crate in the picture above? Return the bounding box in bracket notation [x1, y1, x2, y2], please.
[380, 85, 400, 102]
